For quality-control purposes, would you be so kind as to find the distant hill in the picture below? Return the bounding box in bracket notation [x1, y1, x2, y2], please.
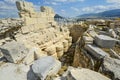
[54, 14, 64, 19]
[78, 9, 120, 18]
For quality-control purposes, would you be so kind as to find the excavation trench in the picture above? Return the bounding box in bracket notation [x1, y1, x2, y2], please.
[59, 24, 104, 72]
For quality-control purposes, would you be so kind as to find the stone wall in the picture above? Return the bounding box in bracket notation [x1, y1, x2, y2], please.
[0, 1, 72, 62]
[16, 1, 56, 27]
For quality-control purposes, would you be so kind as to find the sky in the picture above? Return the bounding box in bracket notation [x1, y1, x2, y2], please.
[0, 0, 120, 18]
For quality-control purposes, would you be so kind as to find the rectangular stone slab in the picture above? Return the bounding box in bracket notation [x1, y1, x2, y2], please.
[85, 44, 109, 59]
[32, 56, 61, 80]
[94, 35, 116, 48]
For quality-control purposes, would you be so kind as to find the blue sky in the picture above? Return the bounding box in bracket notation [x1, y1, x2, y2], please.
[0, 0, 120, 18]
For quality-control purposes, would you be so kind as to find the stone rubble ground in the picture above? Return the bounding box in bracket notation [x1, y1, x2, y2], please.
[0, 1, 120, 80]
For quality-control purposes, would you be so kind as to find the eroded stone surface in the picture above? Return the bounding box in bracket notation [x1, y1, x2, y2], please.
[95, 35, 116, 48]
[0, 41, 29, 63]
[0, 63, 37, 80]
[101, 57, 120, 80]
[66, 67, 110, 80]
[32, 56, 61, 80]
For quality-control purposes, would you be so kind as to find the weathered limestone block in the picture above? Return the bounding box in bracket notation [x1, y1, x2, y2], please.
[109, 29, 117, 38]
[83, 36, 93, 44]
[48, 60, 61, 75]
[16, 1, 34, 13]
[63, 40, 69, 52]
[101, 57, 120, 80]
[0, 41, 29, 63]
[41, 6, 55, 14]
[24, 17, 37, 26]
[16, 1, 56, 26]
[67, 68, 110, 80]
[56, 43, 64, 58]
[95, 35, 116, 48]
[87, 30, 98, 38]
[0, 63, 37, 80]
[85, 44, 109, 59]
[45, 45, 56, 55]
[23, 47, 46, 65]
[32, 56, 61, 80]
[66, 37, 72, 47]
[51, 52, 58, 59]
[23, 49, 34, 65]
[21, 25, 30, 34]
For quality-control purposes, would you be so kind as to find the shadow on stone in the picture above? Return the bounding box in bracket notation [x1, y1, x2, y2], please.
[27, 66, 38, 80]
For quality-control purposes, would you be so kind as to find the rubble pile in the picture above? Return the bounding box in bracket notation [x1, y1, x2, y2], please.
[0, 1, 72, 80]
[0, 1, 119, 80]
[0, 18, 23, 40]
[72, 24, 120, 80]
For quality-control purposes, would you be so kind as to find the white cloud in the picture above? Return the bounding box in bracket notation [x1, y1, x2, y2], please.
[106, 0, 120, 4]
[81, 4, 120, 14]
[83, 5, 108, 12]
[0, 0, 18, 18]
[4, 0, 18, 4]
[61, 9, 65, 12]
[51, 2, 58, 5]
[81, 0, 120, 14]
[60, 9, 66, 15]
[71, 7, 79, 12]
[46, 0, 85, 2]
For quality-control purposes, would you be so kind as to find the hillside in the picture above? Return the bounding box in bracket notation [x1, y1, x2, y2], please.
[78, 9, 120, 18]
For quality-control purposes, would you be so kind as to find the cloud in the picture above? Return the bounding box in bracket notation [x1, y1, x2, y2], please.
[51, 2, 58, 5]
[60, 9, 66, 15]
[4, 0, 18, 4]
[61, 9, 65, 12]
[106, 0, 120, 4]
[80, 4, 120, 14]
[82, 5, 108, 13]
[0, 0, 18, 18]
[80, 0, 120, 14]
[44, 1, 59, 5]
[55, 0, 84, 2]
[71, 7, 79, 12]
[46, 0, 85, 2]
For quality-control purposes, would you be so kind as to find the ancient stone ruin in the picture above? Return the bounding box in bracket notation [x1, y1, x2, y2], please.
[0, 1, 120, 80]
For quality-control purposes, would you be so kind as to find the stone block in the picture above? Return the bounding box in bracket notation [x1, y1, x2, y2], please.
[85, 44, 109, 59]
[66, 37, 72, 46]
[0, 63, 37, 80]
[101, 57, 120, 80]
[32, 56, 61, 80]
[16, 1, 34, 13]
[56, 43, 64, 58]
[88, 30, 98, 38]
[83, 36, 93, 44]
[63, 40, 69, 52]
[23, 47, 37, 65]
[0, 41, 29, 63]
[67, 68, 110, 80]
[109, 29, 117, 38]
[95, 35, 116, 48]
[48, 60, 61, 75]
[45, 46, 56, 55]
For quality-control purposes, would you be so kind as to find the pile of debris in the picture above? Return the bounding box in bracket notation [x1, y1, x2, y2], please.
[0, 1, 72, 80]
[0, 1, 119, 80]
[72, 25, 120, 80]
